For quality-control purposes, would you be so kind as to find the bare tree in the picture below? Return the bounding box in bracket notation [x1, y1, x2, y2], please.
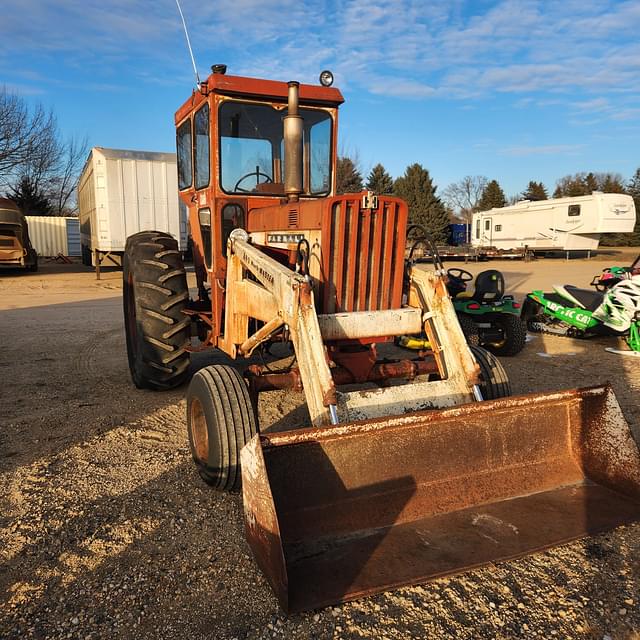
[0, 87, 57, 184]
[442, 175, 488, 224]
[48, 135, 89, 215]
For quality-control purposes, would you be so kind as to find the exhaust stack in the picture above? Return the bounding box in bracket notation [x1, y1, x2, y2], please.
[284, 81, 303, 202]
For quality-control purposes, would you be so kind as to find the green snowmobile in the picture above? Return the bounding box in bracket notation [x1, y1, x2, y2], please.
[522, 275, 640, 356]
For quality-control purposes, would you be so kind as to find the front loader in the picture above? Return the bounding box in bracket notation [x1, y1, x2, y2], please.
[123, 67, 640, 612]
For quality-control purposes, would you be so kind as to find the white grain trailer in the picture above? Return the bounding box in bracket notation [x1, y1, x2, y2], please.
[77, 147, 187, 277]
[471, 192, 636, 254]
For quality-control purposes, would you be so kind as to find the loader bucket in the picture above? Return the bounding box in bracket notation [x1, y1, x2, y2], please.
[241, 385, 640, 613]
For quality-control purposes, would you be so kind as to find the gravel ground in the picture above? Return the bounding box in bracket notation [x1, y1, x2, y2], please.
[1, 253, 639, 640]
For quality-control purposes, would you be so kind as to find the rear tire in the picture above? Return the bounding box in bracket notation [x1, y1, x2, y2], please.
[470, 345, 511, 399]
[485, 314, 527, 356]
[457, 313, 480, 347]
[123, 231, 191, 389]
[187, 365, 258, 492]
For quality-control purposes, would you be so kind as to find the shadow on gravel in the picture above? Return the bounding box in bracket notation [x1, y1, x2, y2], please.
[0, 458, 309, 640]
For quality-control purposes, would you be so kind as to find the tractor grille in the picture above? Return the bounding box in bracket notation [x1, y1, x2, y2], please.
[320, 195, 408, 313]
[0, 238, 15, 247]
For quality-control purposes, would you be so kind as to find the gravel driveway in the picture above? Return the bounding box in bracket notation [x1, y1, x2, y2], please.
[1, 254, 639, 639]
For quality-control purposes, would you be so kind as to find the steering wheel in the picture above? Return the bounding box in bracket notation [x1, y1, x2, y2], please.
[447, 268, 474, 282]
[234, 169, 273, 193]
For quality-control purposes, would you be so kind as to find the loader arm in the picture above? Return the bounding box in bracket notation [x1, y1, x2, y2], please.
[220, 233, 483, 426]
[219, 233, 337, 426]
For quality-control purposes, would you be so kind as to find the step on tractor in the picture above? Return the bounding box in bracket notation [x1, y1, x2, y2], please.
[122, 67, 640, 612]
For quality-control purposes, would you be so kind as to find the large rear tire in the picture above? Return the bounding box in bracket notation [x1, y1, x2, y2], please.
[457, 313, 480, 347]
[187, 365, 258, 492]
[485, 314, 527, 357]
[123, 231, 191, 389]
[470, 345, 511, 399]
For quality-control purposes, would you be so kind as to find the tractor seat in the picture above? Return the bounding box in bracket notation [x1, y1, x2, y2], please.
[471, 270, 505, 303]
[554, 285, 604, 311]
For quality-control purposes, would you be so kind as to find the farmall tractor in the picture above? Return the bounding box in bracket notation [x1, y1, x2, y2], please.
[123, 68, 640, 612]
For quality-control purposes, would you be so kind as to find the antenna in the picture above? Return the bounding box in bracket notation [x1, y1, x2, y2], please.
[175, 0, 200, 88]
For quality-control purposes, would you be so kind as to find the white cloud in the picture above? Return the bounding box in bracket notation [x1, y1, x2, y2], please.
[500, 144, 586, 157]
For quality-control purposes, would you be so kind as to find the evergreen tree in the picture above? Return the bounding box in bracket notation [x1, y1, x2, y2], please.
[521, 181, 548, 201]
[5, 175, 52, 215]
[336, 156, 363, 194]
[394, 163, 449, 243]
[365, 163, 394, 195]
[626, 169, 640, 245]
[584, 172, 599, 194]
[477, 179, 506, 211]
[603, 169, 640, 246]
[553, 172, 626, 198]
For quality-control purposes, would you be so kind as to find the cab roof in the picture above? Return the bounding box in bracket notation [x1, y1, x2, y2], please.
[175, 73, 344, 124]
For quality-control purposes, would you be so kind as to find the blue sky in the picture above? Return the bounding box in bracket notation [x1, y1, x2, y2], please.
[2, 0, 639, 200]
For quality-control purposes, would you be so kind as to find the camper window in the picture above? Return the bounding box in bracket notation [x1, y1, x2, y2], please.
[568, 205, 581, 217]
[484, 220, 490, 231]
[495, 224, 502, 232]
[475, 220, 480, 239]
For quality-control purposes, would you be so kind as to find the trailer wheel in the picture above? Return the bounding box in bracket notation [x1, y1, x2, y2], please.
[457, 313, 480, 347]
[470, 345, 511, 399]
[485, 314, 527, 357]
[123, 231, 191, 389]
[187, 365, 258, 492]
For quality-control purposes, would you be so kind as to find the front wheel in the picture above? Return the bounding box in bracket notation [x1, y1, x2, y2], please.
[187, 365, 258, 492]
[123, 231, 191, 389]
[470, 345, 511, 400]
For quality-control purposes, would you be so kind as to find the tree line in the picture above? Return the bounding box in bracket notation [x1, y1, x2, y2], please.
[0, 87, 88, 216]
[338, 157, 640, 246]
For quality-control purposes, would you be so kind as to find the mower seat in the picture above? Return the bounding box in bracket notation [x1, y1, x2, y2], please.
[554, 285, 604, 312]
[471, 270, 504, 303]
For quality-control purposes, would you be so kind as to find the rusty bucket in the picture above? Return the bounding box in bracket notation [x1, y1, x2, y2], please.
[241, 385, 640, 613]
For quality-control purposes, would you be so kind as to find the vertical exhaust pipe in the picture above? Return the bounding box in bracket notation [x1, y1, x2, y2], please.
[284, 81, 303, 202]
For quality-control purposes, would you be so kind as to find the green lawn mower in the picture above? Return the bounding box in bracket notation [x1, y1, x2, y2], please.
[445, 268, 527, 356]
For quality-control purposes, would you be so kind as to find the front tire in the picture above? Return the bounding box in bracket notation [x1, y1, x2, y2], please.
[187, 365, 258, 492]
[123, 231, 191, 389]
[470, 345, 511, 399]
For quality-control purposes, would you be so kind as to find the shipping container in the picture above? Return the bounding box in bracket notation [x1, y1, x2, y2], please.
[77, 147, 187, 272]
[448, 223, 470, 246]
[471, 192, 636, 253]
[25, 216, 81, 257]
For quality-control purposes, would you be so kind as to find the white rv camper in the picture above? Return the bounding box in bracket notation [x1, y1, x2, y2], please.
[471, 192, 636, 253]
[78, 147, 188, 275]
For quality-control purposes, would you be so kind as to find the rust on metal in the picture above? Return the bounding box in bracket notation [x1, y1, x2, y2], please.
[245, 356, 438, 394]
[242, 385, 640, 613]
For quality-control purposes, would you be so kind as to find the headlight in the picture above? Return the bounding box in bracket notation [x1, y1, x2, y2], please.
[319, 70, 334, 87]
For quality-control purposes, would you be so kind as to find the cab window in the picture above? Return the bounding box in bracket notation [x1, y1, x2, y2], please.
[177, 119, 192, 190]
[194, 104, 210, 190]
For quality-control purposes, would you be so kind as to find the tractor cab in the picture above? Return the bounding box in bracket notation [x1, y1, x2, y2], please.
[174, 69, 343, 305]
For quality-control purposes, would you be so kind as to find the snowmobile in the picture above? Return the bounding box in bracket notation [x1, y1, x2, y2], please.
[590, 253, 640, 291]
[522, 274, 640, 356]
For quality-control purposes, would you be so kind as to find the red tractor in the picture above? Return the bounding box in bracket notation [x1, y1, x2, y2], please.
[122, 67, 640, 612]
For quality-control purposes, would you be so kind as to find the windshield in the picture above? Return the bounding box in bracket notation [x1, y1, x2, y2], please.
[219, 100, 332, 196]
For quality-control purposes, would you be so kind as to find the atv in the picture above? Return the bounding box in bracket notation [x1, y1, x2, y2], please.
[522, 274, 640, 356]
[445, 267, 527, 356]
[590, 253, 640, 291]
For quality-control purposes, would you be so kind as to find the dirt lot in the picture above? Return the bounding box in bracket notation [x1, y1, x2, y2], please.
[1, 250, 639, 640]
